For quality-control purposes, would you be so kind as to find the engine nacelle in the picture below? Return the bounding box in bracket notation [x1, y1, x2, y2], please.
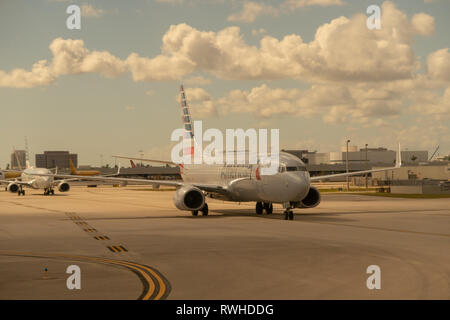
[57, 182, 70, 192]
[293, 186, 321, 208]
[7, 183, 19, 193]
[173, 185, 205, 211]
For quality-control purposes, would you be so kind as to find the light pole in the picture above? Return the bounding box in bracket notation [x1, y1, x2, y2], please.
[346, 139, 350, 191]
[365, 143, 368, 189]
[138, 150, 144, 167]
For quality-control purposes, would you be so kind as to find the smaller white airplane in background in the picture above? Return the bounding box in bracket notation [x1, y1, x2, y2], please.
[0, 162, 121, 196]
[0, 163, 70, 196]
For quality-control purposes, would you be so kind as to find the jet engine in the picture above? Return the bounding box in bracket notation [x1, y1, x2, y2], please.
[7, 183, 19, 193]
[57, 182, 70, 192]
[293, 185, 321, 208]
[173, 185, 205, 211]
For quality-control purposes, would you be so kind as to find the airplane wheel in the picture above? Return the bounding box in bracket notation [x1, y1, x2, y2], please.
[289, 211, 294, 220]
[256, 202, 263, 215]
[264, 203, 273, 214]
[284, 211, 289, 220]
[201, 203, 209, 216]
[51, 190, 55, 195]
[192, 210, 198, 216]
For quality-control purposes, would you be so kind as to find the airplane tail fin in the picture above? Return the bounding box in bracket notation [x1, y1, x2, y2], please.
[130, 159, 136, 168]
[179, 85, 196, 161]
[69, 159, 77, 174]
[396, 143, 402, 168]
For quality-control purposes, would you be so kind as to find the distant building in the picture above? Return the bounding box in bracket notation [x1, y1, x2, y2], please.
[35, 151, 77, 169]
[372, 163, 450, 181]
[10, 150, 26, 169]
[285, 146, 428, 165]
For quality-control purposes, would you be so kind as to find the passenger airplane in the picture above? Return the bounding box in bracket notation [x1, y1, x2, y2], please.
[34, 85, 402, 220]
[70, 159, 101, 176]
[0, 163, 71, 196]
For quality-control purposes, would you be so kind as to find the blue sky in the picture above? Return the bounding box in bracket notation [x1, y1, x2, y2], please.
[0, 0, 449, 167]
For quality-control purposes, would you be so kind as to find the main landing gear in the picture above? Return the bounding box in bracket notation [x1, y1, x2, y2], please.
[17, 187, 25, 196]
[192, 203, 209, 216]
[255, 202, 273, 215]
[44, 188, 55, 195]
[283, 202, 294, 220]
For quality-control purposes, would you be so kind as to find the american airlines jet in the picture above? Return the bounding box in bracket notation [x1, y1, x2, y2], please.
[34, 85, 402, 220]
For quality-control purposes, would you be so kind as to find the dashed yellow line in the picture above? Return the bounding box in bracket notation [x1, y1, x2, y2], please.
[107, 245, 128, 253]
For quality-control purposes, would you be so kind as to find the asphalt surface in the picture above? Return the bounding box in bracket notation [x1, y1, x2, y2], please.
[0, 186, 449, 299]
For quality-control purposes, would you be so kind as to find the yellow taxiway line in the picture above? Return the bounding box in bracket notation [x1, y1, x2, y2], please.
[0, 251, 170, 300]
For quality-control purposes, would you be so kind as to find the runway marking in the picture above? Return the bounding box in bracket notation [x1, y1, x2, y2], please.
[0, 251, 170, 300]
[94, 236, 110, 240]
[107, 245, 128, 253]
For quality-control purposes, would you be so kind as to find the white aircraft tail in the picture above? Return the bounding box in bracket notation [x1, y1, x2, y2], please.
[396, 143, 402, 168]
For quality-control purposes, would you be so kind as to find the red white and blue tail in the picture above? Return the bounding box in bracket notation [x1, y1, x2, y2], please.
[179, 85, 196, 160]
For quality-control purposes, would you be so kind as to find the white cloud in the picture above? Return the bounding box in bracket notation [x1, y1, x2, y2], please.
[227, 2, 278, 23]
[181, 87, 218, 118]
[81, 4, 106, 18]
[184, 76, 212, 86]
[411, 13, 435, 35]
[426, 48, 450, 81]
[0, 2, 442, 89]
[283, 0, 343, 9]
[0, 60, 55, 88]
[228, 0, 343, 23]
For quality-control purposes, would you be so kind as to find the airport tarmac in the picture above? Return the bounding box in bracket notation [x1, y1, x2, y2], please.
[0, 186, 449, 299]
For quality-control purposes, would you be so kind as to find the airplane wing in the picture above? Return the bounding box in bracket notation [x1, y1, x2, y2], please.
[310, 143, 402, 182]
[112, 155, 176, 166]
[29, 173, 232, 195]
[32, 173, 183, 187]
[309, 166, 398, 182]
[0, 179, 31, 186]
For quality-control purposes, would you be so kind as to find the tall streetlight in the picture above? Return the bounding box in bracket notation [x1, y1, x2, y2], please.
[138, 150, 144, 167]
[365, 143, 368, 189]
[346, 139, 350, 191]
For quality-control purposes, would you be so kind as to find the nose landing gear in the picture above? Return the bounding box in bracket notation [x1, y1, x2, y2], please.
[283, 202, 294, 220]
[17, 187, 25, 196]
[44, 188, 55, 195]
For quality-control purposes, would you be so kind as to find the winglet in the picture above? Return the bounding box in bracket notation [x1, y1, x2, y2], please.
[396, 143, 402, 168]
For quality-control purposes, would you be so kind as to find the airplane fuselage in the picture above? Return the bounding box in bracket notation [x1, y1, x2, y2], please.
[21, 168, 54, 189]
[182, 152, 311, 203]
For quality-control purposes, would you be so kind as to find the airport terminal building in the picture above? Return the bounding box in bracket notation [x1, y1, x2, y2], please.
[35, 151, 78, 169]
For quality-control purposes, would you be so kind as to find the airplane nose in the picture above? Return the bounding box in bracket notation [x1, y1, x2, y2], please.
[287, 172, 309, 200]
